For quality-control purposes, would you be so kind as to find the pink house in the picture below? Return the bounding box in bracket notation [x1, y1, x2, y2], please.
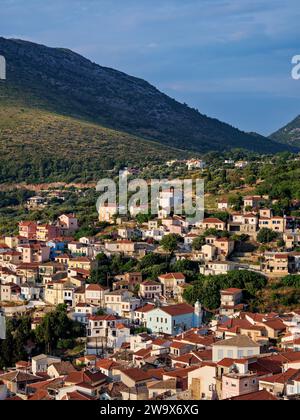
[58, 214, 78, 235]
[21, 244, 51, 264]
[19, 221, 37, 240]
[221, 359, 258, 399]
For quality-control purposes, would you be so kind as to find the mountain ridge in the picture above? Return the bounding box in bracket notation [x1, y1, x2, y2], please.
[0, 36, 294, 156]
[270, 115, 300, 147]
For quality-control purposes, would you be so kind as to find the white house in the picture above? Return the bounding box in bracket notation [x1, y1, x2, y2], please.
[212, 335, 261, 362]
[145, 302, 203, 335]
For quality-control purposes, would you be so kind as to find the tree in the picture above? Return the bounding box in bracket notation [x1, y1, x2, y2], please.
[183, 271, 267, 310]
[192, 236, 205, 250]
[160, 234, 181, 253]
[35, 304, 84, 354]
[257, 228, 278, 244]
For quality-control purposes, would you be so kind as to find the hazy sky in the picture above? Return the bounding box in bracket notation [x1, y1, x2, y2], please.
[1, 0, 300, 135]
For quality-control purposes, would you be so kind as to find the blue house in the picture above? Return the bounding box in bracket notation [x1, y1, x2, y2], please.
[145, 301, 203, 335]
[46, 239, 66, 260]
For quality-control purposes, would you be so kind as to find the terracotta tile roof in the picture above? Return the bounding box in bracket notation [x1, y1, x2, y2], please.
[221, 288, 243, 295]
[260, 368, 299, 385]
[0, 371, 42, 383]
[213, 335, 260, 348]
[65, 369, 108, 385]
[202, 218, 225, 224]
[49, 361, 76, 375]
[226, 390, 278, 401]
[163, 366, 199, 379]
[89, 315, 117, 321]
[135, 303, 155, 313]
[96, 359, 121, 371]
[262, 319, 287, 331]
[134, 347, 153, 358]
[217, 358, 235, 368]
[158, 273, 185, 281]
[159, 303, 194, 316]
[62, 391, 96, 401]
[121, 368, 156, 382]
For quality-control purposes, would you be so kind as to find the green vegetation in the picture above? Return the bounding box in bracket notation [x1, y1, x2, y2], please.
[0, 305, 84, 369]
[257, 228, 278, 244]
[160, 234, 183, 253]
[0, 106, 187, 184]
[0, 36, 294, 185]
[271, 115, 300, 147]
[183, 270, 267, 310]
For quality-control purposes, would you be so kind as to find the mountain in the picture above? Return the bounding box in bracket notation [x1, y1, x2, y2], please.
[270, 115, 300, 147]
[0, 38, 295, 182]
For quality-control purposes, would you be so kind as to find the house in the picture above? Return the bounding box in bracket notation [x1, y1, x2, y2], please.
[31, 354, 61, 375]
[58, 214, 78, 235]
[213, 237, 235, 258]
[120, 368, 157, 389]
[225, 389, 278, 400]
[170, 341, 195, 357]
[235, 161, 248, 169]
[87, 315, 122, 338]
[113, 272, 143, 292]
[98, 204, 118, 224]
[163, 366, 199, 392]
[158, 188, 183, 214]
[262, 253, 290, 275]
[0, 283, 21, 302]
[228, 213, 258, 237]
[188, 363, 217, 400]
[20, 243, 51, 264]
[105, 290, 141, 319]
[19, 221, 37, 240]
[64, 369, 108, 398]
[198, 218, 226, 231]
[259, 216, 285, 233]
[85, 284, 109, 307]
[158, 273, 186, 299]
[105, 240, 136, 256]
[73, 303, 99, 324]
[26, 196, 47, 209]
[68, 257, 95, 273]
[259, 368, 299, 397]
[212, 336, 261, 362]
[36, 224, 60, 242]
[243, 195, 263, 209]
[186, 159, 206, 170]
[139, 281, 162, 300]
[145, 302, 203, 335]
[200, 261, 235, 276]
[47, 361, 76, 379]
[0, 371, 43, 395]
[218, 199, 229, 210]
[147, 378, 177, 399]
[220, 288, 243, 316]
[44, 280, 77, 306]
[107, 323, 131, 349]
[220, 360, 259, 400]
[134, 303, 156, 326]
[20, 283, 41, 301]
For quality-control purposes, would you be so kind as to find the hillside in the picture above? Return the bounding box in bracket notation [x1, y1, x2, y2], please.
[0, 106, 188, 183]
[0, 37, 293, 159]
[270, 115, 300, 147]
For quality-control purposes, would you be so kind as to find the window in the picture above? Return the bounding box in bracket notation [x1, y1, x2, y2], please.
[227, 350, 233, 358]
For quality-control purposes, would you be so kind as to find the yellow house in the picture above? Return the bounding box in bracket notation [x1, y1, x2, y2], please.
[259, 217, 285, 233]
[68, 257, 95, 273]
[44, 280, 76, 306]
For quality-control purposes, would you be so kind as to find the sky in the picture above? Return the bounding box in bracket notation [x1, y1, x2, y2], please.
[1, 0, 300, 135]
